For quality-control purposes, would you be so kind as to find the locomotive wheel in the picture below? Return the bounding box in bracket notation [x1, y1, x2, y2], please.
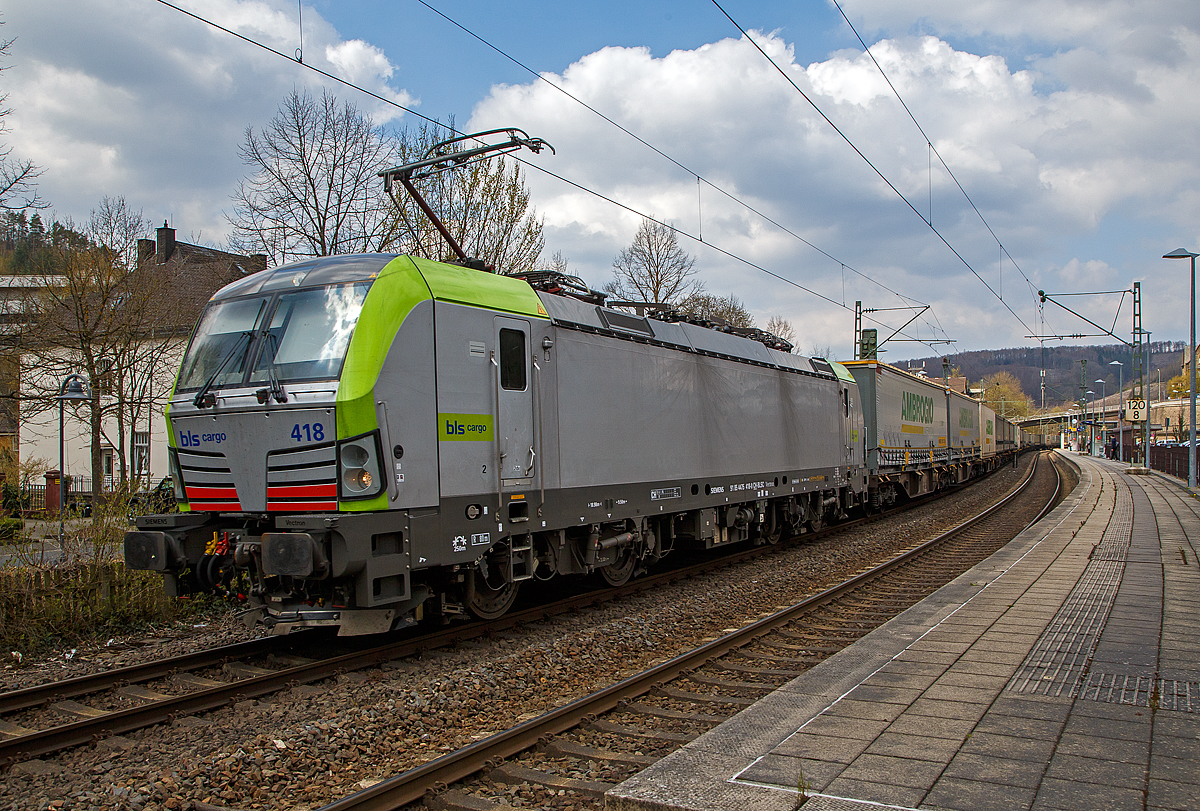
[466, 568, 519, 619]
[599, 545, 636, 587]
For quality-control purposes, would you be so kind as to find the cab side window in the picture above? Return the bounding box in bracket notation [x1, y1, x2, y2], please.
[499, 329, 527, 391]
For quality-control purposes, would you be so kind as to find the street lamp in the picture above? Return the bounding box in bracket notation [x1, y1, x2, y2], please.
[1163, 247, 1198, 489]
[58, 373, 91, 545]
[1095, 378, 1107, 457]
[1110, 360, 1123, 463]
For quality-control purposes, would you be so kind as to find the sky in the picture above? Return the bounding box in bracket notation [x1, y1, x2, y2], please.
[4, 0, 1200, 367]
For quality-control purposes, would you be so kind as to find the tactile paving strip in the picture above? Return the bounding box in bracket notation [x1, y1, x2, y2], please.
[1006, 493, 1133, 698]
[1078, 672, 1200, 713]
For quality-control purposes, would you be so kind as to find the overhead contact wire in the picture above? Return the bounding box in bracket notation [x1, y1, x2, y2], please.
[152, 0, 942, 351]
[413, 0, 927, 310]
[711, 0, 1035, 337]
[829, 0, 1043, 314]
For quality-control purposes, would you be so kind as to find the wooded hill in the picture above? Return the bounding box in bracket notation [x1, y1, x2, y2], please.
[898, 343, 1188, 408]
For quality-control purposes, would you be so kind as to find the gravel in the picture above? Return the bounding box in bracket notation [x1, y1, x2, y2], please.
[0, 456, 1049, 811]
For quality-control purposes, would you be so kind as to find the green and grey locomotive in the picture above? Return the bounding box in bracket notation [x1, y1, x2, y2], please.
[124, 128, 1024, 635]
[124, 253, 868, 634]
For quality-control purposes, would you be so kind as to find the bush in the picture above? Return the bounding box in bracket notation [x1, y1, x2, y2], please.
[1, 481, 21, 515]
[0, 561, 173, 653]
[0, 517, 22, 543]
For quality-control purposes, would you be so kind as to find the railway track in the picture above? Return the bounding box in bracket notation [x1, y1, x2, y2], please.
[0, 451, 1052, 770]
[312, 450, 1067, 811]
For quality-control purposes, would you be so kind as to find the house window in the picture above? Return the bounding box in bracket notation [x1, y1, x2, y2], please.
[95, 359, 115, 396]
[133, 431, 150, 480]
[102, 449, 114, 491]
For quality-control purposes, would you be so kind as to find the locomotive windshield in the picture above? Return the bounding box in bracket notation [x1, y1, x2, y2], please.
[176, 282, 372, 392]
[176, 297, 267, 392]
[249, 283, 371, 383]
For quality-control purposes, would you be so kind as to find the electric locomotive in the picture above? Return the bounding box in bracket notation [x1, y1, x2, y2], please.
[125, 128, 1024, 635]
[125, 253, 867, 634]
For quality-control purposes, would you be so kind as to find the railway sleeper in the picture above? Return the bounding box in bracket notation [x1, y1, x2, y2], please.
[425, 789, 524, 811]
[708, 660, 804, 677]
[588, 719, 697, 743]
[50, 700, 108, 721]
[490, 762, 613, 798]
[0, 720, 34, 738]
[652, 686, 756, 707]
[622, 702, 727, 725]
[682, 674, 776, 692]
[735, 650, 818, 667]
[543, 739, 657, 767]
[115, 685, 173, 702]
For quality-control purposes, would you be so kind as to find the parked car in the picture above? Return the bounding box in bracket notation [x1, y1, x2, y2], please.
[126, 478, 177, 522]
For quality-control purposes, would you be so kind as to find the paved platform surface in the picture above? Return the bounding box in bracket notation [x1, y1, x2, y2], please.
[608, 453, 1200, 811]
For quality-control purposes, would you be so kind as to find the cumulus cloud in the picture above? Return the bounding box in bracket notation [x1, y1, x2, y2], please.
[469, 20, 1200, 354]
[3, 0, 414, 239]
[6, 0, 1200, 355]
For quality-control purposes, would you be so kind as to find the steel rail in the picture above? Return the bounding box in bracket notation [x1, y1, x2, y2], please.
[0, 635, 297, 716]
[0, 450, 1038, 766]
[316, 452, 1057, 811]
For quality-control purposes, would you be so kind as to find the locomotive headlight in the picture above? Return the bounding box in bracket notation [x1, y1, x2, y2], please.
[337, 431, 383, 500]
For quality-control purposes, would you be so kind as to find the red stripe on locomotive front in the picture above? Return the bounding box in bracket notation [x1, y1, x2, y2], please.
[190, 501, 242, 511]
[185, 486, 239, 500]
[267, 484, 337, 499]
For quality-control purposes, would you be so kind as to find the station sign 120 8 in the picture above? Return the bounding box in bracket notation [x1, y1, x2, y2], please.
[1125, 399, 1148, 422]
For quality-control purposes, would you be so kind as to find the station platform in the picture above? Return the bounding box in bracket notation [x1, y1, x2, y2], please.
[608, 453, 1200, 811]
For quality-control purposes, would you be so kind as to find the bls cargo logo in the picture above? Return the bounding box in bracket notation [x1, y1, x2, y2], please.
[178, 430, 226, 446]
[438, 413, 494, 441]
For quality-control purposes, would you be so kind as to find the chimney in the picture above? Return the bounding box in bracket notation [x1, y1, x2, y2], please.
[156, 221, 175, 264]
[137, 239, 155, 264]
[249, 253, 268, 274]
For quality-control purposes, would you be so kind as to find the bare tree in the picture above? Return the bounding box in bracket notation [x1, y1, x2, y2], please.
[387, 121, 545, 274]
[228, 89, 400, 263]
[0, 20, 44, 211]
[680, 292, 754, 328]
[765, 315, 796, 350]
[605, 219, 703, 305]
[545, 250, 570, 274]
[230, 102, 545, 273]
[17, 199, 178, 495]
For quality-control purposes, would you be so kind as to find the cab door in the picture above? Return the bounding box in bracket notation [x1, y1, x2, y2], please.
[494, 317, 535, 483]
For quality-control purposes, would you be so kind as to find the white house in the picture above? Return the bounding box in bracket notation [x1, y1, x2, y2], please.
[15, 224, 267, 494]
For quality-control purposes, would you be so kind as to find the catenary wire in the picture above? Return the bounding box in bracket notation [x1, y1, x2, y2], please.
[413, 0, 929, 312]
[705, 0, 1036, 338]
[829, 0, 1041, 300]
[152, 0, 948, 354]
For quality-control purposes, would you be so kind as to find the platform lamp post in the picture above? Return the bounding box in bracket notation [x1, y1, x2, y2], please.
[1163, 248, 1198, 489]
[1110, 361, 1123, 463]
[58, 373, 91, 544]
[1096, 379, 1107, 456]
[1086, 390, 1095, 455]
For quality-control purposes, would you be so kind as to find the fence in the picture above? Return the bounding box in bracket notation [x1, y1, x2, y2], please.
[1149, 445, 1200, 482]
[18, 475, 110, 515]
[0, 560, 170, 650]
